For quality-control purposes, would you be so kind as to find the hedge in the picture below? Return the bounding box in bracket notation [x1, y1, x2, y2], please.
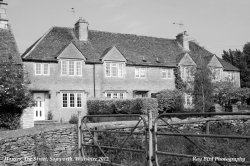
[156, 89, 184, 113]
[87, 98, 158, 116]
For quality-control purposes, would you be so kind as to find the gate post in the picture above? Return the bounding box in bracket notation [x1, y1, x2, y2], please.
[78, 111, 82, 157]
[148, 110, 153, 166]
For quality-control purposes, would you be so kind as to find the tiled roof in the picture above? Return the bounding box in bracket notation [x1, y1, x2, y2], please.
[218, 58, 239, 71]
[22, 27, 239, 71]
[0, 28, 22, 64]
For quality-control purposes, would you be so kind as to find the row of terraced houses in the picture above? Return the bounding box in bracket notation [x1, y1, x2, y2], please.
[0, 0, 240, 126]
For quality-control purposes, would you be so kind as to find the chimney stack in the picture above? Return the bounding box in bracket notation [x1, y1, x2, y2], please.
[74, 18, 89, 42]
[0, 0, 8, 29]
[176, 31, 190, 51]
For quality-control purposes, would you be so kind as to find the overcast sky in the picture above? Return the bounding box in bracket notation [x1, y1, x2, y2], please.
[6, 0, 250, 57]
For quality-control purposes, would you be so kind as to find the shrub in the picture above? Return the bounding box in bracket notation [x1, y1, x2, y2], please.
[156, 89, 184, 113]
[69, 114, 78, 124]
[0, 56, 34, 129]
[87, 98, 158, 115]
[0, 111, 22, 130]
[47, 111, 53, 120]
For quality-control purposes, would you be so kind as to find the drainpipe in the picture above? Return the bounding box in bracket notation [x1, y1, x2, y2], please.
[93, 64, 96, 97]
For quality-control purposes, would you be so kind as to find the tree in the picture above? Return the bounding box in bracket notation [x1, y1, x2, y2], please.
[213, 81, 250, 106]
[193, 62, 214, 112]
[213, 81, 236, 106]
[0, 56, 33, 129]
[243, 42, 250, 67]
[222, 44, 250, 88]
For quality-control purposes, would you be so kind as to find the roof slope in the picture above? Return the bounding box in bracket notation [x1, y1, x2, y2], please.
[0, 28, 22, 64]
[22, 27, 239, 71]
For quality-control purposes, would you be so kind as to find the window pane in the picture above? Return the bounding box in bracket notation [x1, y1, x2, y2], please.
[120, 93, 124, 99]
[76, 61, 82, 76]
[106, 63, 111, 77]
[77, 93, 82, 107]
[135, 68, 139, 78]
[70, 93, 75, 107]
[63, 93, 68, 107]
[69, 61, 75, 75]
[106, 93, 111, 98]
[140, 68, 146, 78]
[113, 93, 118, 99]
[43, 64, 49, 75]
[118, 64, 123, 77]
[185, 67, 189, 77]
[186, 95, 192, 105]
[162, 70, 167, 78]
[111, 63, 117, 77]
[35, 64, 41, 75]
[62, 61, 67, 75]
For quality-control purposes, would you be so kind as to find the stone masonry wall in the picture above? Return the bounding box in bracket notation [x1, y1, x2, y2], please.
[0, 124, 78, 166]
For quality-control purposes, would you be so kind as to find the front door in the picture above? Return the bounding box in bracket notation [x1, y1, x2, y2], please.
[34, 93, 45, 120]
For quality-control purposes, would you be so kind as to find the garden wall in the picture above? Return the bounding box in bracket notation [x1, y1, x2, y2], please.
[0, 124, 78, 166]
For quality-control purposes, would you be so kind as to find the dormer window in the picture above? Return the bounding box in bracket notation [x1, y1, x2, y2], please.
[35, 63, 50, 75]
[211, 68, 222, 81]
[105, 62, 125, 78]
[61, 60, 82, 76]
[181, 66, 192, 79]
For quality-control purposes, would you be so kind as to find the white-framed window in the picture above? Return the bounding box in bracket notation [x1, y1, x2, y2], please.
[181, 66, 192, 79]
[105, 92, 126, 99]
[184, 93, 193, 106]
[35, 63, 50, 75]
[62, 92, 83, 108]
[211, 68, 222, 81]
[105, 62, 125, 77]
[135, 67, 146, 78]
[225, 72, 234, 81]
[35, 63, 42, 75]
[162, 69, 173, 79]
[61, 60, 83, 76]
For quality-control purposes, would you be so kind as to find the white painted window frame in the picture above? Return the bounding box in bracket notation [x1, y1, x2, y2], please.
[105, 62, 125, 78]
[35, 63, 50, 76]
[184, 93, 193, 106]
[162, 68, 173, 79]
[105, 92, 126, 99]
[212, 68, 222, 81]
[135, 67, 146, 78]
[62, 92, 83, 108]
[61, 60, 83, 76]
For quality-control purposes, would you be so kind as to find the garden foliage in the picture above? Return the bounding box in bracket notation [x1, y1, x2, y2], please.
[156, 89, 184, 113]
[87, 98, 158, 115]
[0, 57, 33, 129]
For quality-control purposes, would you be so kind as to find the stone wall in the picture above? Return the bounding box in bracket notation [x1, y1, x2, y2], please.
[0, 124, 78, 166]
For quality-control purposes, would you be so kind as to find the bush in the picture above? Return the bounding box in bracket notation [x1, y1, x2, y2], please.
[0, 111, 22, 130]
[47, 111, 53, 120]
[69, 114, 78, 124]
[0, 57, 34, 130]
[156, 89, 184, 113]
[87, 98, 158, 115]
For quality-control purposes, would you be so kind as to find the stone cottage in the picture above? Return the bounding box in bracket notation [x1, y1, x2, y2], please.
[22, 18, 240, 122]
